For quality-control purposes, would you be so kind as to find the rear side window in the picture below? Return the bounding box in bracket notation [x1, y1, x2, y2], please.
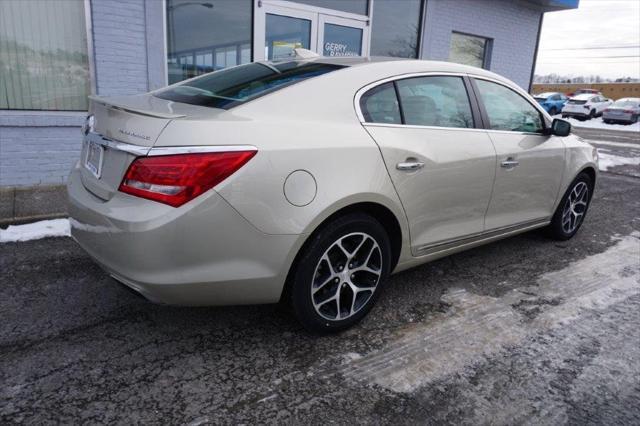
[396, 76, 474, 128]
[155, 61, 344, 109]
[474, 79, 544, 133]
[359, 82, 402, 124]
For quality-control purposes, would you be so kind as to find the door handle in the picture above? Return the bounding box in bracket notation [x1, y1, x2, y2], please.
[500, 158, 519, 169]
[396, 160, 425, 171]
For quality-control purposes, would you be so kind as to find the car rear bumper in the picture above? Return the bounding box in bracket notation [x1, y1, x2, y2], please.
[67, 164, 301, 306]
[562, 111, 590, 118]
[602, 112, 635, 122]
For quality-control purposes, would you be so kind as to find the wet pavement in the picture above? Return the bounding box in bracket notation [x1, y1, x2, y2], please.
[1, 131, 639, 424]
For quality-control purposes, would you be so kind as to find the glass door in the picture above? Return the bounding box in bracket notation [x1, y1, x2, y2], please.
[254, 2, 369, 61]
[318, 15, 368, 57]
[260, 4, 318, 61]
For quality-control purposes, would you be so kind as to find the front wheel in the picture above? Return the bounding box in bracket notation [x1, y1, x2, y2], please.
[548, 173, 593, 240]
[589, 109, 596, 119]
[289, 213, 391, 333]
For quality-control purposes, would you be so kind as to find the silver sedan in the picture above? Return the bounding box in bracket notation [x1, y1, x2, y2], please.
[603, 97, 640, 124]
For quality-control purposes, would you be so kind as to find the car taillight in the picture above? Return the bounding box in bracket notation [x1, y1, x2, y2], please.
[584, 105, 590, 109]
[623, 109, 634, 113]
[119, 150, 257, 207]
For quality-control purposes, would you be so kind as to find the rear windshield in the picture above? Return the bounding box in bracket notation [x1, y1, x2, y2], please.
[155, 61, 345, 109]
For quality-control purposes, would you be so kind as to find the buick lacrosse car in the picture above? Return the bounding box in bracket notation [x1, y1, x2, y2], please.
[68, 52, 598, 332]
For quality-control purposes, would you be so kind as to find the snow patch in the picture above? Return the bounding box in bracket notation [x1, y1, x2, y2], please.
[597, 150, 640, 171]
[552, 114, 640, 132]
[0, 219, 70, 243]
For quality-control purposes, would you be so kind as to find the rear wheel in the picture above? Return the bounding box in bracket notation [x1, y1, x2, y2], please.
[549, 107, 557, 116]
[548, 173, 593, 240]
[289, 213, 391, 333]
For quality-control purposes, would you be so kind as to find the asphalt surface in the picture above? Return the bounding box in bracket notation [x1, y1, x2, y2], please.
[1, 129, 639, 424]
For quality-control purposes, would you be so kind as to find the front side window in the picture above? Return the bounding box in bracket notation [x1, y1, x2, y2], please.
[396, 76, 474, 128]
[474, 79, 544, 133]
[449, 32, 491, 69]
[359, 82, 401, 124]
[155, 61, 344, 109]
[0, 0, 89, 110]
[166, 0, 252, 84]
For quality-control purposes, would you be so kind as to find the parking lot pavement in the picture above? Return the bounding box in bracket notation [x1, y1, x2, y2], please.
[2, 162, 639, 424]
[572, 127, 640, 177]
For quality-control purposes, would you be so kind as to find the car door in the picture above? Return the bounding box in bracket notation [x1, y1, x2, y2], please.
[358, 75, 496, 255]
[471, 78, 566, 230]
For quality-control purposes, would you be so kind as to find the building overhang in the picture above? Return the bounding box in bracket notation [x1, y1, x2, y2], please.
[526, 0, 580, 11]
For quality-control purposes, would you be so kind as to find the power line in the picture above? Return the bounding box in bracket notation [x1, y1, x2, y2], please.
[539, 55, 640, 59]
[542, 45, 640, 51]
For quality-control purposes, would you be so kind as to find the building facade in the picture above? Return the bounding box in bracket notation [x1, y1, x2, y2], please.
[0, 0, 578, 190]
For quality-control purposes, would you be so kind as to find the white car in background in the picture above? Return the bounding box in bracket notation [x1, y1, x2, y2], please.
[561, 93, 613, 120]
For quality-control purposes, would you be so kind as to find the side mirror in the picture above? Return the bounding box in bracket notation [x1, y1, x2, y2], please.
[551, 118, 571, 137]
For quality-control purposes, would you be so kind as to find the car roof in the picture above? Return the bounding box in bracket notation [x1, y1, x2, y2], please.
[536, 92, 560, 97]
[282, 56, 506, 81]
[572, 93, 596, 100]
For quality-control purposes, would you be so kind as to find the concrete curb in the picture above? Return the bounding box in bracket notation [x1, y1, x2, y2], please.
[0, 185, 67, 226]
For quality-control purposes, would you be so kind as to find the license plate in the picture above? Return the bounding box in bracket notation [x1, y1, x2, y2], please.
[84, 141, 104, 178]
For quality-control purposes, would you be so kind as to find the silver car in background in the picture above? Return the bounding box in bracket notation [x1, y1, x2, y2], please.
[602, 97, 640, 124]
[68, 53, 598, 332]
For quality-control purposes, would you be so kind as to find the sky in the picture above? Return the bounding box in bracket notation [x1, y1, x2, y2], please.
[535, 0, 640, 79]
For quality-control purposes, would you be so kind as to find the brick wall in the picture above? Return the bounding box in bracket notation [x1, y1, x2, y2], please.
[421, 0, 542, 90]
[91, 0, 150, 96]
[0, 113, 85, 186]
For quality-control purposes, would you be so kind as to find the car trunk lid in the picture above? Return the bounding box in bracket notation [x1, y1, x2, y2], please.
[79, 94, 221, 200]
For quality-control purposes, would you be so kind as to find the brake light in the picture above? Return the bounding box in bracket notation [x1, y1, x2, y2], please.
[119, 150, 257, 207]
[623, 109, 634, 113]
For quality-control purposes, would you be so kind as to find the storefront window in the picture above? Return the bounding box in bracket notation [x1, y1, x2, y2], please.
[370, 0, 422, 58]
[295, 0, 368, 16]
[166, 0, 252, 84]
[323, 24, 363, 57]
[0, 0, 89, 110]
[265, 14, 312, 61]
[449, 32, 491, 69]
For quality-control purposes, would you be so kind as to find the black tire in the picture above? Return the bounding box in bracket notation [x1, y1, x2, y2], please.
[589, 109, 596, 119]
[549, 107, 557, 116]
[562, 114, 567, 119]
[632, 115, 638, 124]
[289, 213, 391, 333]
[548, 172, 593, 240]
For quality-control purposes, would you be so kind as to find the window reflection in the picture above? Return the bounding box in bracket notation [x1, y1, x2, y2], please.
[166, 0, 252, 84]
[295, 0, 368, 16]
[370, 0, 422, 58]
[0, 0, 89, 110]
[449, 32, 491, 69]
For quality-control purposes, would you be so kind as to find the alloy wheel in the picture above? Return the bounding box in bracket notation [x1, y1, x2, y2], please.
[561, 181, 589, 234]
[311, 232, 382, 321]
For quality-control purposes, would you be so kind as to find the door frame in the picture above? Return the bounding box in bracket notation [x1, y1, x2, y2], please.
[253, 0, 371, 61]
